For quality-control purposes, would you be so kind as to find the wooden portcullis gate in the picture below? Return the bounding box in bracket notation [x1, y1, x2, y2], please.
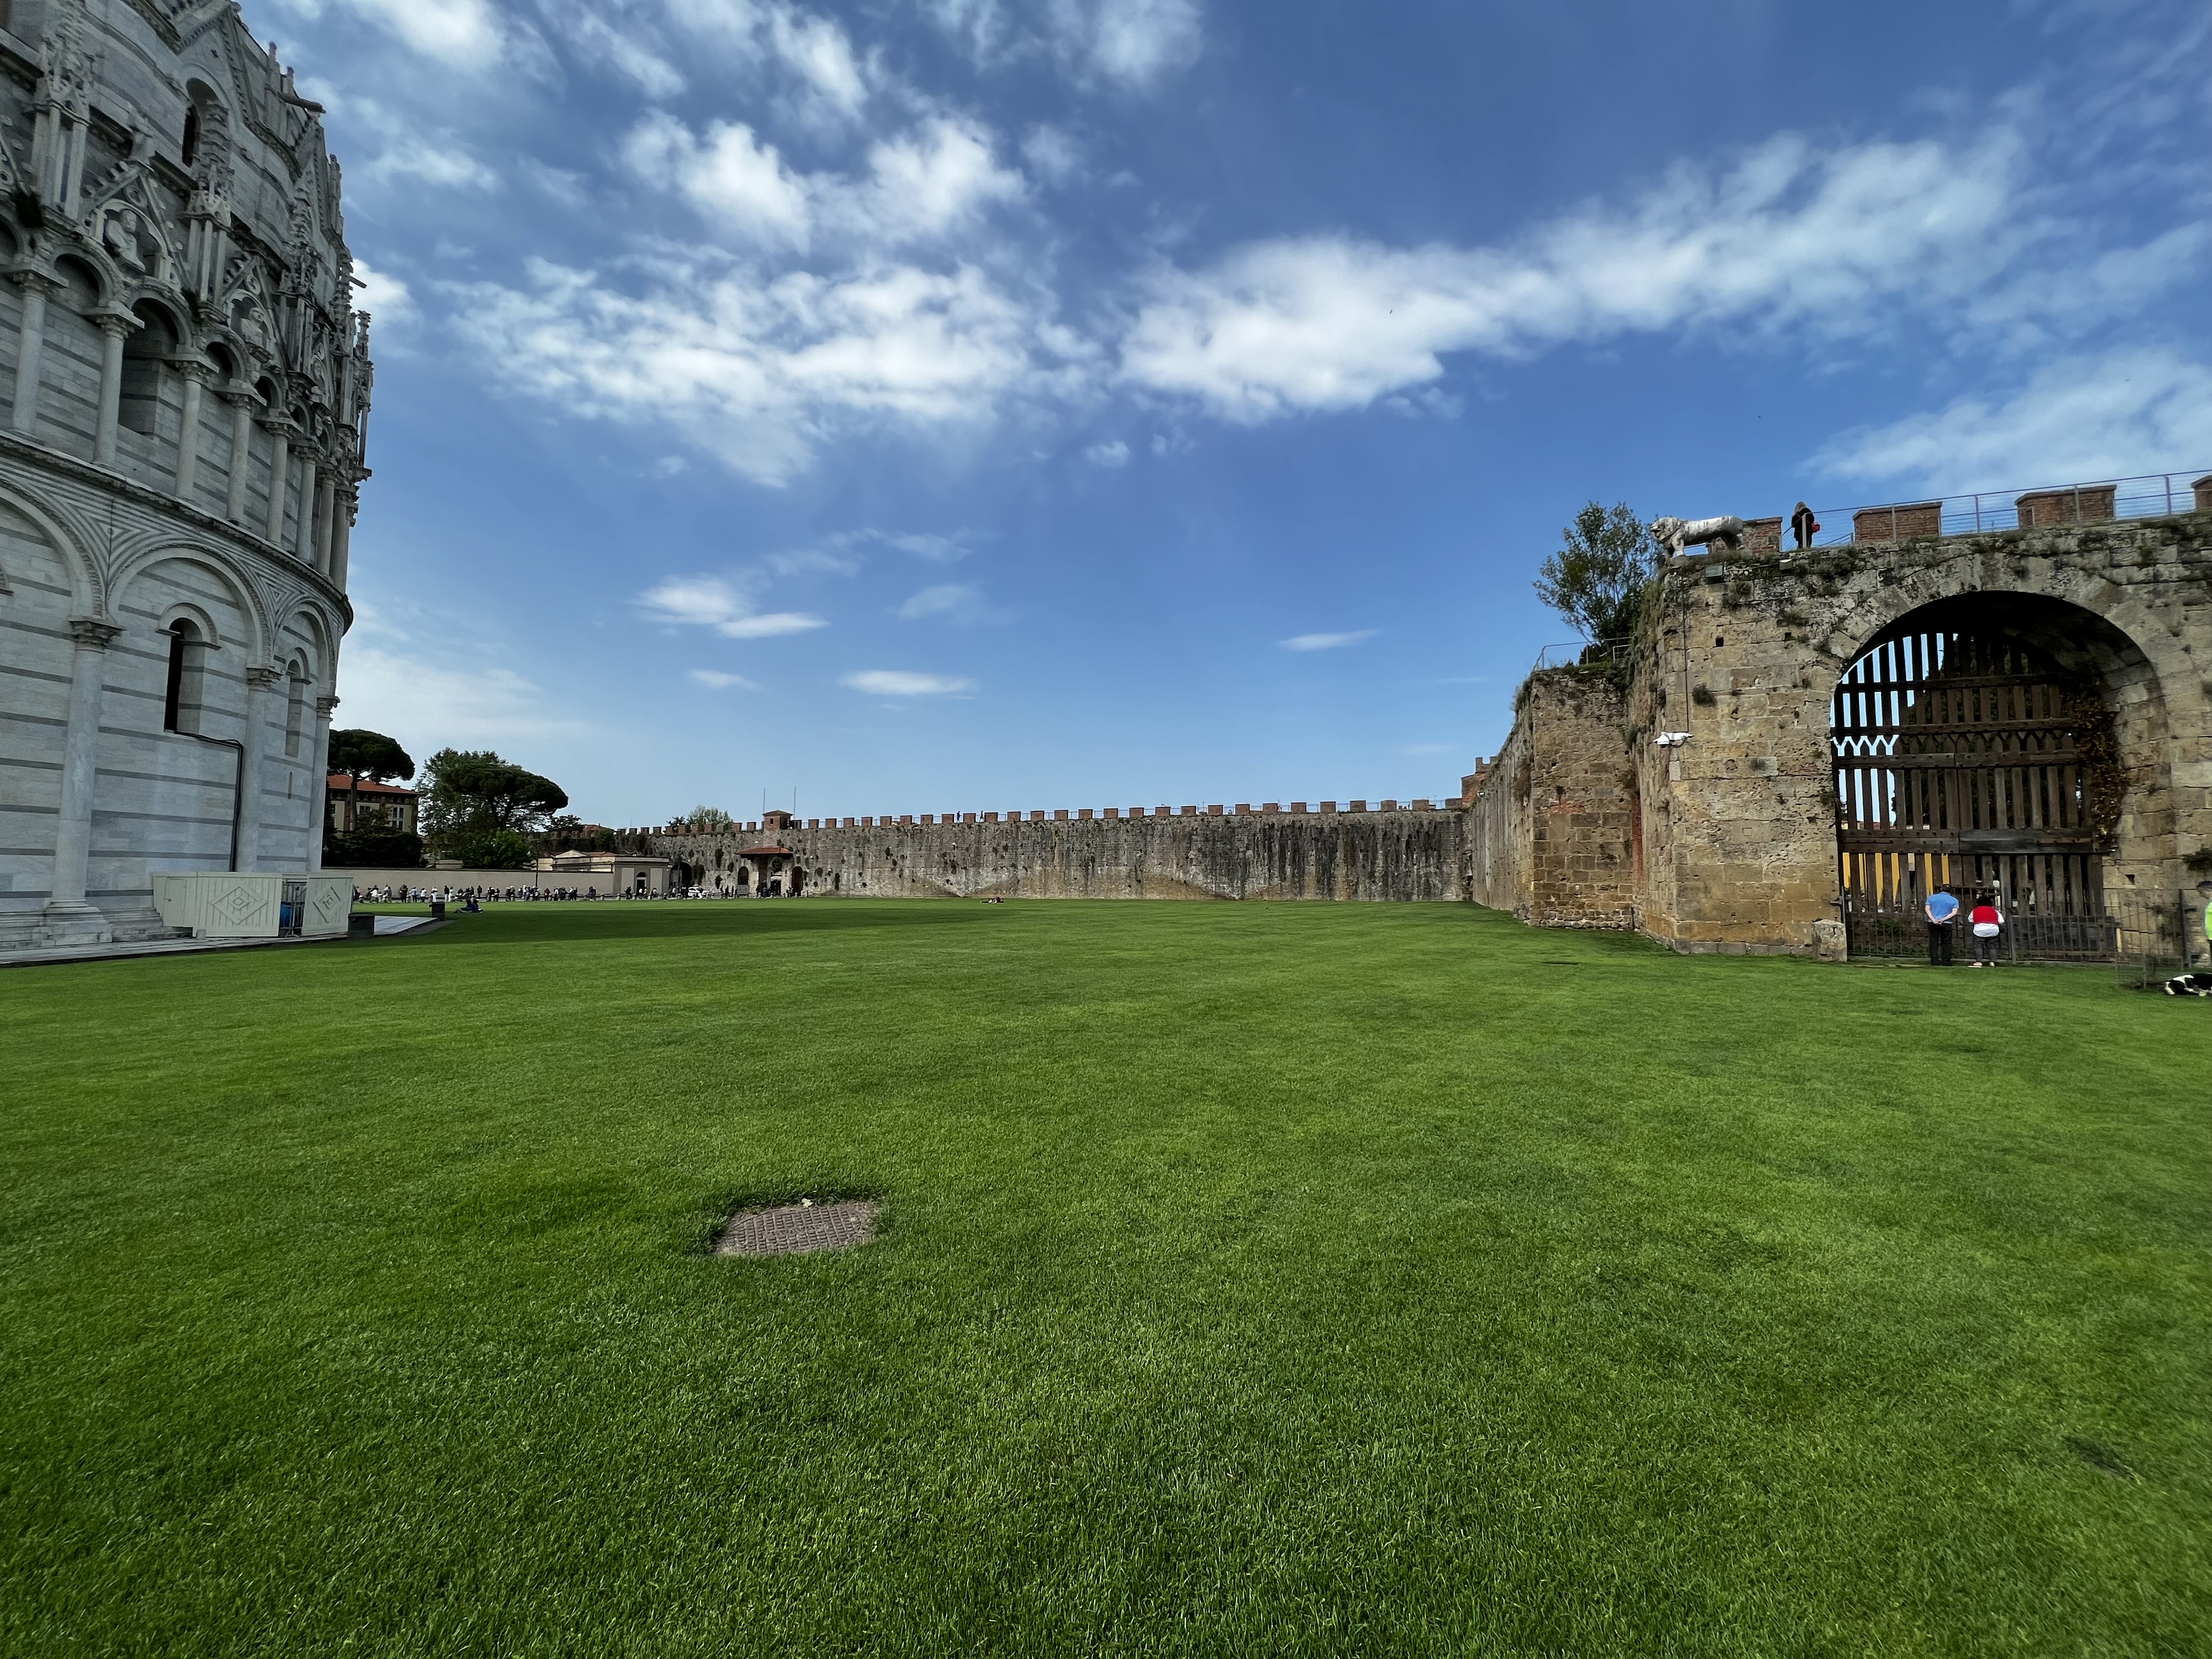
[1831, 622, 2117, 959]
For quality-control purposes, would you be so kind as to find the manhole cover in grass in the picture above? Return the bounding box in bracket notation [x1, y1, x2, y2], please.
[715, 1199, 878, 1257]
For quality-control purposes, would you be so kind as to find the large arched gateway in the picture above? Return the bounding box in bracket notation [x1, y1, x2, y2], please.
[1466, 494, 2209, 957]
[1829, 593, 2159, 959]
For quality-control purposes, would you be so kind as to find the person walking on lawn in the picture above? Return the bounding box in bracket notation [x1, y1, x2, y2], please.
[1968, 890, 2005, 967]
[1925, 885, 1960, 965]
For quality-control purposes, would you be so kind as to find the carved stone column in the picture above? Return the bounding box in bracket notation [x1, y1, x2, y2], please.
[312, 472, 336, 573]
[222, 390, 255, 522]
[330, 487, 356, 590]
[9, 273, 59, 434]
[91, 310, 134, 466]
[239, 664, 281, 871]
[174, 361, 211, 500]
[293, 455, 318, 563]
[39, 617, 122, 945]
[261, 419, 291, 545]
[307, 694, 338, 872]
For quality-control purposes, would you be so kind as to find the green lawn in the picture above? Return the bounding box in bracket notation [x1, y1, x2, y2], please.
[5, 901, 2208, 1655]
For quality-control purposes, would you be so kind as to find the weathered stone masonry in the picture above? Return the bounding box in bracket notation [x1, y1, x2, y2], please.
[653, 807, 1468, 901]
[1469, 508, 2212, 953]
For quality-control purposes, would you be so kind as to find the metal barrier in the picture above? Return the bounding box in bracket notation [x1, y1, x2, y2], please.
[1803, 469, 2209, 548]
[1842, 888, 2205, 978]
[1531, 640, 1632, 671]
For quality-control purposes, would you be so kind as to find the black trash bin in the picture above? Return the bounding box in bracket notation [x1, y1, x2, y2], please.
[429, 900, 447, 921]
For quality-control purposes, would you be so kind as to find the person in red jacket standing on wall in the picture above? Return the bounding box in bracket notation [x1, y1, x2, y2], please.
[1968, 891, 2005, 967]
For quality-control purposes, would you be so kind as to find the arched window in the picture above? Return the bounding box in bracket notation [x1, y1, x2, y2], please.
[181, 106, 199, 168]
[121, 304, 179, 437]
[163, 621, 205, 733]
[284, 666, 306, 758]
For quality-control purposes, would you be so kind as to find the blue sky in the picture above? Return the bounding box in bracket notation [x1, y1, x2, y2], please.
[267, 0, 2211, 824]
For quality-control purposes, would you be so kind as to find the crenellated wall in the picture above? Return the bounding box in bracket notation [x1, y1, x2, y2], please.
[652, 807, 1470, 902]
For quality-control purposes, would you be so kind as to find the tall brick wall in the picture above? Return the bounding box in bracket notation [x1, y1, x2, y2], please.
[653, 808, 1469, 902]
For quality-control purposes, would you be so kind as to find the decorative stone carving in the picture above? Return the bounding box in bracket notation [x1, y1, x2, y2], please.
[1650, 515, 1747, 557]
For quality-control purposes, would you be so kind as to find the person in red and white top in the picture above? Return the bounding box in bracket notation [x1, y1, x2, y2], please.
[1968, 891, 2005, 967]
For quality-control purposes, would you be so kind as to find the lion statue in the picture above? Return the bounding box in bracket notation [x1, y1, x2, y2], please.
[1650, 515, 1747, 557]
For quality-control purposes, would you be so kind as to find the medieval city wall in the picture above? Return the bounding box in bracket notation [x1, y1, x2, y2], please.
[1472, 507, 2212, 954]
[1466, 671, 1638, 927]
[651, 808, 1470, 902]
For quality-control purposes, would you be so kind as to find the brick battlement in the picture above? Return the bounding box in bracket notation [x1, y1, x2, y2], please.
[617, 799, 1455, 837]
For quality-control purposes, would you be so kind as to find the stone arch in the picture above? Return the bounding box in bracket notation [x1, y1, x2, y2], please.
[181, 79, 235, 171]
[0, 476, 103, 615]
[155, 597, 224, 650]
[120, 298, 183, 435]
[51, 251, 112, 312]
[276, 601, 340, 690]
[1829, 588, 2178, 900]
[108, 542, 268, 663]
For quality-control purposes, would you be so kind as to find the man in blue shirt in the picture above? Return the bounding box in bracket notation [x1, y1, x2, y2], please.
[1924, 886, 1960, 966]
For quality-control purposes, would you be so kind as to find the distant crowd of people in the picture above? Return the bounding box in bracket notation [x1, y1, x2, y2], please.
[352, 884, 797, 904]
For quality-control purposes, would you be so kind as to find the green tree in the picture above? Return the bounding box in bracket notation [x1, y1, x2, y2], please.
[1533, 502, 1658, 646]
[322, 729, 421, 869]
[686, 806, 734, 831]
[327, 729, 415, 787]
[420, 749, 569, 865]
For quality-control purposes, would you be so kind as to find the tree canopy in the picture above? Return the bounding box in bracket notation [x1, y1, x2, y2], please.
[420, 750, 568, 865]
[327, 729, 414, 785]
[1533, 502, 1658, 645]
[686, 806, 735, 830]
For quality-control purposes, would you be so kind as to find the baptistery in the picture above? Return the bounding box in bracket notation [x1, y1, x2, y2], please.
[0, 0, 369, 949]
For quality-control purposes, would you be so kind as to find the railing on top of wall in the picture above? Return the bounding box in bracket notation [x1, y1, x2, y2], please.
[1798, 468, 2210, 547]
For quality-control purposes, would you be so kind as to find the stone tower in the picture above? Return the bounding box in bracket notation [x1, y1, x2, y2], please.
[0, 0, 370, 949]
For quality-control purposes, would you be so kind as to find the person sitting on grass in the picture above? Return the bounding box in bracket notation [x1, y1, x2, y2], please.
[1968, 891, 2004, 967]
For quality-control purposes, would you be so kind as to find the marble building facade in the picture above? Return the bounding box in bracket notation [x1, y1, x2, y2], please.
[0, 0, 368, 948]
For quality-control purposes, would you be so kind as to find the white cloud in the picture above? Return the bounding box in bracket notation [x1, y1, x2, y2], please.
[688, 668, 759, 689]
[897, 583, 1001, 623]
[351, 257, 417, 327]
[638, 575, 827, 637]
[874, 531, 973, 561]
[626, 114, 813, 249]
[335, 644, 587, 751]
[846, 116, 1026, 245]
[1120, 132, 2034, 420]
[1810, 348, 2212, 492]
[455, 254, 1074, 485]
[624, 111, 1024, 253]
[280, 0, 540, 72]
[1281, 629, 1377, 651]
[841, 669, 977, 696]
[540, 1, 686, 96]
[1022, 124, 1083, 185]
[1084, 439, 1130, 466]
[924, 0, 1202, 88]
[1080, 0, 1203, 87]
[328, 92, 501, 191]
[663, 0, 872, 119]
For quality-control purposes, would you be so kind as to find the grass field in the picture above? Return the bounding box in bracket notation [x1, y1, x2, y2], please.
[5, 900, 2209, 1655]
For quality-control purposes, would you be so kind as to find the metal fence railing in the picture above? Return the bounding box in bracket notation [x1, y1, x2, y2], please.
[1802, 469, 2209, 548]
[1841, 888, 2209, 980]
[1531, 640, 1632, 671]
